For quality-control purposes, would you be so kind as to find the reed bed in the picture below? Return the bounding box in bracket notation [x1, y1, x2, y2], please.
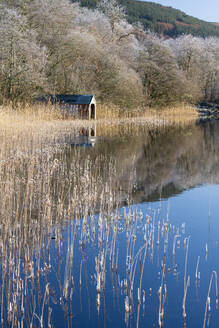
[2, 101, 198, 127]
[96, 103, 198, 125]
[0, 128, 120, 326]
[0, 105, 216, 327]
[0, 107, 104, 325]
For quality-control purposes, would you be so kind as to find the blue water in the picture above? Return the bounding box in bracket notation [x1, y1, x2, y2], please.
[22, 184, 219, 327]
[2, 120, 219, 327]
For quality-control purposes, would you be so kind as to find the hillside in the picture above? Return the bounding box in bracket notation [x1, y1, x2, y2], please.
[75, 0, 219, 38]
[1, 0, 219, 106]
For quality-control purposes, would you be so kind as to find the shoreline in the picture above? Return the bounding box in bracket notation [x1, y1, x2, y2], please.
[0, 103, 198, 126]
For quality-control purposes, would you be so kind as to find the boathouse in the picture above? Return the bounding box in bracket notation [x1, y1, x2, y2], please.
[46, 94, 96, 120]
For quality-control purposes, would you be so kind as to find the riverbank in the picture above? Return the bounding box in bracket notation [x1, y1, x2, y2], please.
[97, 103, 198, 121]
[0, 103, 198, 163]
[0, 102, 198, 125]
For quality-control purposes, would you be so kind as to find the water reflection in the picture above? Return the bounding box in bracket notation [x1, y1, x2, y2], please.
[62, 119, 219, 208]
[83, 120, 219, 203]
[1, 119, 219, 327]
[66, 126, 97, 147]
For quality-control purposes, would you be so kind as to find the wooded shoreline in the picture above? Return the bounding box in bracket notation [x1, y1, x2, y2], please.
[1, 0, 219, 112]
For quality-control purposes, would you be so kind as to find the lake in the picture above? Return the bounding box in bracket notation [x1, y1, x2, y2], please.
[1, 118, 219, 327]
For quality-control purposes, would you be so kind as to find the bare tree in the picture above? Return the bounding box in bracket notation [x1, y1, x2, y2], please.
[97, 0, 126, 32]
[2, 0, 219, 107]
[0, 5, 47, 102]
[201, 38, 219, 100]
[167, 35, 219, 101]
[138, 39, 188, 106]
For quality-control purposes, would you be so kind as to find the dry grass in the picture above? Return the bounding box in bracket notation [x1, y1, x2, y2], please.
[0, 103, 64, 121]
[151, 104, 198, 125]
[0, 104, 123, 326]
[96, 102, 198, 125]
[95, 103, 198, 137]
[0, 103, 198, 161]
[0, 103, 213, 328]
[0, 104, 94, 160]
[1, 101, 198, 126]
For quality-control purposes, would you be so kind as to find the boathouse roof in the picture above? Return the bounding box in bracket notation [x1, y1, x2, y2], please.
[48, 95, 95, 105]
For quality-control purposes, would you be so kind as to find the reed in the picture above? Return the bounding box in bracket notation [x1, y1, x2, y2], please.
[0, 105, 122, 325]
[203, 271, 218, 328]
[96, 103, 198, 124]
[195, 256, 200, 280]
[0, 104, 212, 328]
[182, 236, 190, 321]
[158, 263, 167, 328]
[173, 235, 181, 257]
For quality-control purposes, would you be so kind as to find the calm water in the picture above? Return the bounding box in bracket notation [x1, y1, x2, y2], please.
[2, 119, 219, 327]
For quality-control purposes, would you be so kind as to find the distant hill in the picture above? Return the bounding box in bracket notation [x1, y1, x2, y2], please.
[75, 0, 219, 38]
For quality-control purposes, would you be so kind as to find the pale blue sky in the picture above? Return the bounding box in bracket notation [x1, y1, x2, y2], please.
[140, 1, 219, 22]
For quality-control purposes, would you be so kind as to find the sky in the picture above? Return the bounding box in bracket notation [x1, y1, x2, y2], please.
[140, 0, 219, 22]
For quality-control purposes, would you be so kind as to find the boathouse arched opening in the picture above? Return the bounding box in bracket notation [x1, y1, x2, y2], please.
[91, 104, 96, 119]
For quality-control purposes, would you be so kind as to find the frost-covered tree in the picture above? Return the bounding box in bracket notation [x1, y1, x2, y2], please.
[28, 0, 77, 45]
[97, 0, 126, 32]
[1, 0, 219, 107]
[137, 38, 189, 106]
[0, 5, 47, 102]
[201, 38, 219, 100]
[26, 0, 144, 105]
[167, 35, 219, 101]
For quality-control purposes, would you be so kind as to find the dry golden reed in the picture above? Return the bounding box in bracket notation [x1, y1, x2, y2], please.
[0, 102, 202, 328]
[97, 102, 198, 124]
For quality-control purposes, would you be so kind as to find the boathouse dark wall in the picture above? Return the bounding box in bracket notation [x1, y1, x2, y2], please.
[40, 95, 96, 119]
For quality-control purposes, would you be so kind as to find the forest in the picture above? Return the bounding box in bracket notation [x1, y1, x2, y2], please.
[1, 0, 219, 108]
[78, 0, 219, 38]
